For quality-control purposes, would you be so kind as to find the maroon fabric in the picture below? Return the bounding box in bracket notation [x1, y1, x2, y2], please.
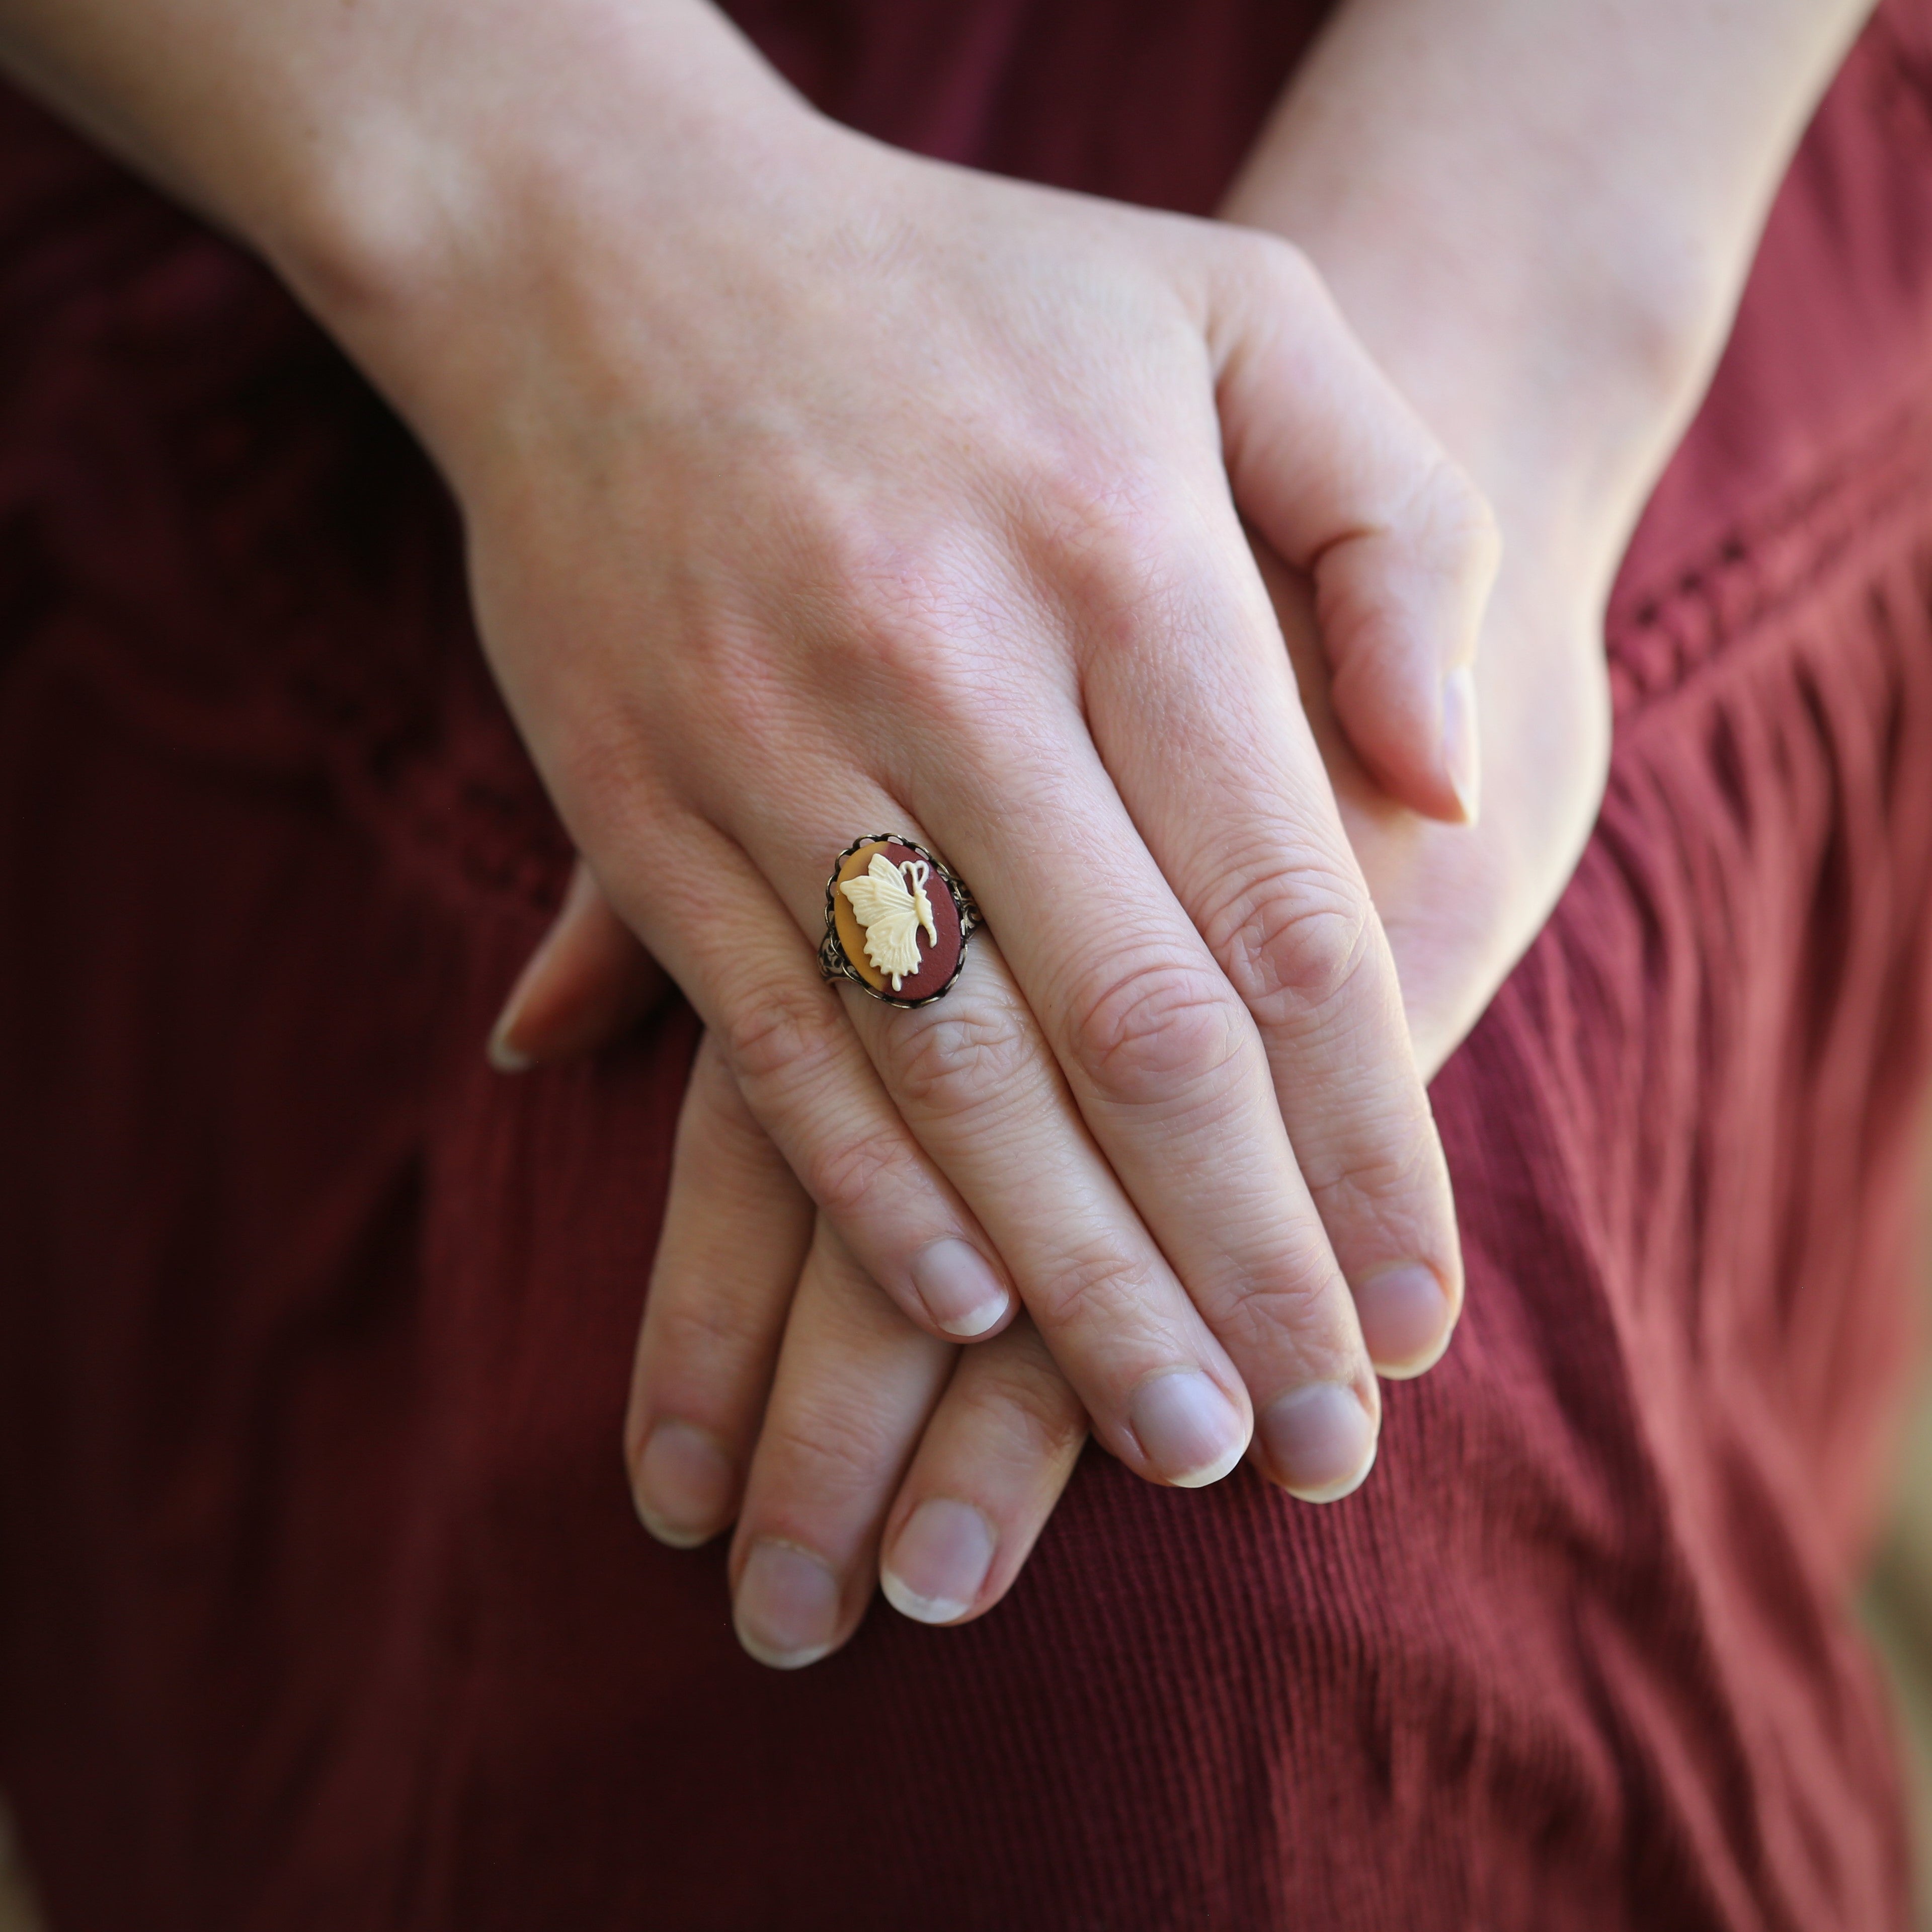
[4, 4, 1932, 1926]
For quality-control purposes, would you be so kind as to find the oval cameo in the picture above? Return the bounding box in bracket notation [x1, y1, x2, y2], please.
[832, 839, 966, 1003]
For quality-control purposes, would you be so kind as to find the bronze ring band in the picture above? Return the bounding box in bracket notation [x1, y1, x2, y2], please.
[818, 833, 983, 1008]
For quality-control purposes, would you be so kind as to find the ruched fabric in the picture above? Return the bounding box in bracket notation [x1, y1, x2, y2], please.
[5, 4, 1932, 1926]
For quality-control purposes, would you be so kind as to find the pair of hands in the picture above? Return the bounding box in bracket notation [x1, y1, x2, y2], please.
[0, 0, 1852, 1676]
[399, 28, 1643, 1664]
[249, 0, 1737, 1669]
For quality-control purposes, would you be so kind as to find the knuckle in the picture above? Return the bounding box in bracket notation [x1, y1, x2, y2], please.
[757, 1396, 901, 1509]
[721, 986, 843, 1093]
[1031, 450, 1164, 558]
[1416, 456, 1502, 584]
[1304, 1119, 1446, 1226]
[1208, 869, 1376, 1023]
[1023, 458, 1197, 642]
[1069, 957, 1246, 1108]
[646, 1281, 762, 1376]
[954, 1361, 1089, 1469]
[1213, 221, 1316, 296]
[843, 598, 969, 701]
[1030, 1242, 1157, 1332]
[1220, 1269, 1347, 1360]
[883, 1005, 1038, 1120]
[823, 546, 1017, 729]
[1246, 230, 1320, 302]
[846, 603, 1061, 774]
[798, 1127, 904, 1229]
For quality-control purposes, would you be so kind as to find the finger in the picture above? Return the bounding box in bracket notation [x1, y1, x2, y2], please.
[624, 1029, 814, 1546]
[729, 1218, 953, 1669]
[1210, 234, 1498, 823]
[1081, 513, 1464, 1387]
[488, 859, 671, 1070]
[878, 1315, 1087, 1627]
[608, 813, 1020, 1344]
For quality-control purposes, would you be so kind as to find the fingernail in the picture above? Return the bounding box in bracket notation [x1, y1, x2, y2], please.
[1442, 664, 1480, 824]
[633, 1420, 737, 1548]
[486, 1012, 535, 1073]
[1355, 1263, 1456, 1378]
[881, 1498, 996, 1624]
[486, 945, 545, 1073]
[1259, 1383, 1378, 1502]
[735, 1541, 842, 1669]
[911, 1239, 1010, 1338]
[1128, 1370, 1248, 1487]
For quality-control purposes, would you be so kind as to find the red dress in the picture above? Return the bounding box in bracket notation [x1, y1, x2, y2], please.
[5, 4, 1932, 1925]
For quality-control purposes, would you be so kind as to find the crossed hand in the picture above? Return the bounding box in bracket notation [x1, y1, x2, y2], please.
[340, 30, 1625, 1674]
[465, 152, 1622, 1654]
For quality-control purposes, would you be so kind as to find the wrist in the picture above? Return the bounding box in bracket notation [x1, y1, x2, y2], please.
[0, 0, 833, 463]
[1220, 0, 1866, 590]
[202, 0, 831, 472]
[1221, 173, 1717, 602]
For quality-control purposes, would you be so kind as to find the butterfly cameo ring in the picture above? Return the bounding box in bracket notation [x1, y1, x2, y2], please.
[818, 833, 983, 1007]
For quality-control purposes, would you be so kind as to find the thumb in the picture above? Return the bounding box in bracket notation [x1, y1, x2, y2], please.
[1209, 236, 1497, 822]
[488, 859, 671, 1071]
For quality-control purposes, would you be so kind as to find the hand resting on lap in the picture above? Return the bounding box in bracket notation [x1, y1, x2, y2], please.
[491, 0, 1843, 1664]
[0, 0, 1852, 1671]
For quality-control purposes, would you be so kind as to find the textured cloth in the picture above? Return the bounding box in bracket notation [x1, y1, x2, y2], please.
[5, 3, 1932, 1926]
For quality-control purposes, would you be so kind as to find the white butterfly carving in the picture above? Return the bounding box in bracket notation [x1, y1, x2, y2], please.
[841, 853, 938, 991]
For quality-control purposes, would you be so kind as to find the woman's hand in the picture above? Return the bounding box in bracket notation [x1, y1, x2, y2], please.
[0, 0, 1868, 1669]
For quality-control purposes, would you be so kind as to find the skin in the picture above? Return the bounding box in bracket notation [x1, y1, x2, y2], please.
[495, 0, 1876, 1664]
[0, 0, 1872, 1665]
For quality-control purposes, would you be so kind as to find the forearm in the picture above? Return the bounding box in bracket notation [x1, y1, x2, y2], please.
[1226, 0, 1873, 562]
[0, 0, 814, 376]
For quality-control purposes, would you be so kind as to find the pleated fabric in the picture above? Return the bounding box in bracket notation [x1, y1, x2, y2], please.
[5, 3, 1932, 1926]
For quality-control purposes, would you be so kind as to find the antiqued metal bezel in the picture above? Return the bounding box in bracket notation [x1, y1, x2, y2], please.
[818, 832, 982, 1008]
